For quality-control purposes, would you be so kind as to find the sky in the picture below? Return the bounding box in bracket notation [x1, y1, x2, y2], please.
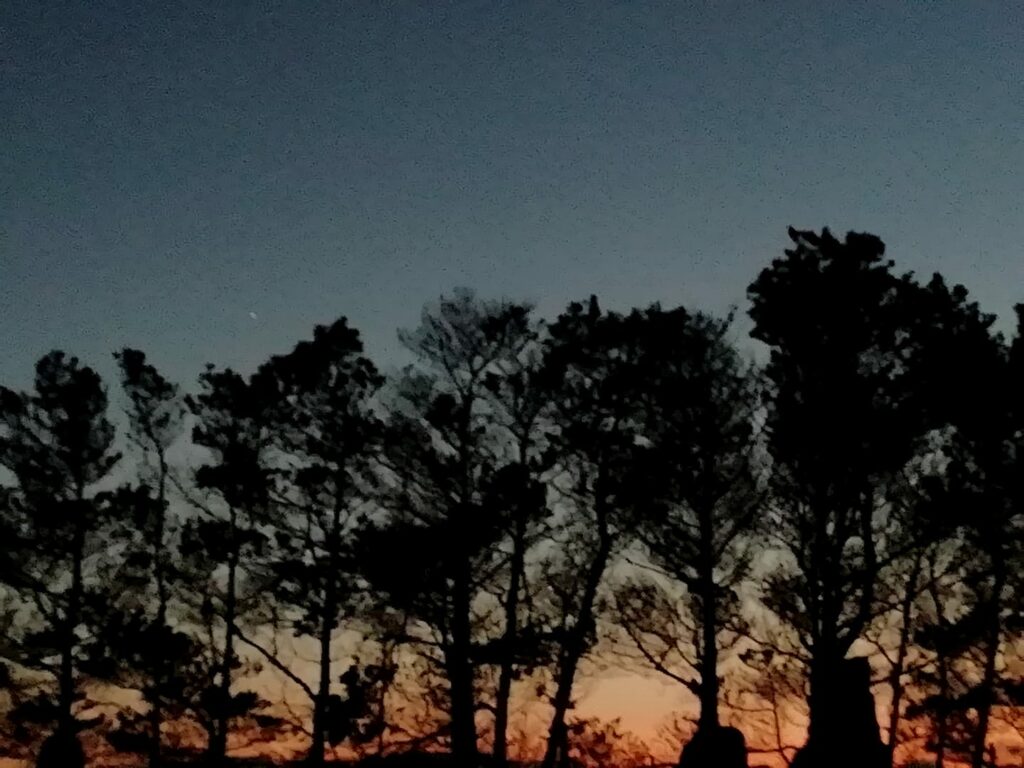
[4, 1, 1024, 391]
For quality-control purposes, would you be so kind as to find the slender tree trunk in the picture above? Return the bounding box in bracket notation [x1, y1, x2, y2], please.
[885, 556, 921, 768]
[933, 649, 949, 768]
[974, 634, 998, 768]
[146, 703, 162, 768]
[934, 708, 947, 768]
[925, 565, 949, 768]
[59, 512, 86, 735]
[309, 500, 344, 766]
[447, 402, 480, 768]
[149, 459, 169, 768]
[309, 606, 333, 766]
[767, 677, 790, 766]
[805, 594, 831, 742]
[493, 513, 527, 767]
[541, 501, 613, 768]
[448, 555, 479, 768]
[209, 510, 239, 767]
[971, 555, 1004, 768]
[697, 502, 719, 733]
[376, 639, 394, 758]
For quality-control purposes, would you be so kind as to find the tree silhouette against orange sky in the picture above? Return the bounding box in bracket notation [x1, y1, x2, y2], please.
[3, 229, 1024, 768]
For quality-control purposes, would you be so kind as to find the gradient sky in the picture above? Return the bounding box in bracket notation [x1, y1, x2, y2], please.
[4, 0, 1024, 393]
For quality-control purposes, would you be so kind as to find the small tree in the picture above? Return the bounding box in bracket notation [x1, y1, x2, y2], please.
[363, 290, 537, 768]
[183, 365, 275, 764]
[537, 297, 651, 768]
[253, 317, 383, 765]
[0, 352, 120, 757]
[623, 306, 761, 733]
[99, 348, 189, 767]
[477, 326, 553, 768]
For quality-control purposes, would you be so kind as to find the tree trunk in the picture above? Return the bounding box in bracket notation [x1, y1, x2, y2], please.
[447, 400, 480, 768]
[209, 514, 239, 767]
[805, 607, 853, 751]
[885, 557, 921, 767]
[309, 500, 344, 766]
[806, 653, 836, 747]
[448, 556, 478, 768]
[806, 604, 838, 745]
[697, 501, 719, 732]
[150, 460, 170, 768]
[933, 644, 949, 768]
[541, 514, 612, 768]
[934, 710, 947, 768]
[925, 564, 949, 768]
[493, 513, 527, 767]
[804, 516, 860, 751]
[146, 704, 162, 768]
[59, 513, 86, 734]
[376, 640, 394, 757]
[308, 617, 332, 766]
[971, 556, 1004, 768]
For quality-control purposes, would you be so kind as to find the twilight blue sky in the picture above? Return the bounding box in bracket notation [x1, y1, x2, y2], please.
[3, 1, 1024, 391]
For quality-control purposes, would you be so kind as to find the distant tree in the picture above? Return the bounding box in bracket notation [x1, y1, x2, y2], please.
[860, 457, 944, 766]
[344, 622, 404, 759]
[563, 716, 651, 768]
[252, 317, 384, 765]
[361, 290, 537, 768]
[906, 542, 981, 768]
[912, 296, 1022, 768]
[476, 325, 553, 768]
[89, 574, 204, 763]
[537, 298, 651, 768]
[0, 352, 120, 759]
[183, 365, 275, 765]
[620, 306, 761, 734]
[954, 301, 1024, 768]
[731, 647, 806, 767]
[97, 348, 188, 767]
[870, 546, 924, 767]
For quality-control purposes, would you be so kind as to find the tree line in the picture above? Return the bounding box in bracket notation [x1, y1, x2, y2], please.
[2, 227, 1023, 768]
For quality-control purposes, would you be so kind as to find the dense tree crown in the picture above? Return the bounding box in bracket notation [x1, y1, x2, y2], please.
[2, 229, 1023, 768]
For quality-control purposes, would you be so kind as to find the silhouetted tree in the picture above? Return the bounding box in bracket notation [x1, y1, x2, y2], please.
[906, 542, 981, 768]
[88, 577, 204, 763]
[732, 647, 806, 766]
[749, 228, 1010, 767]
[563, 716, 652, 768]
[0, 352, 120, 761]
[4, 249, 1022, 768]
[253, 317, 384, 765]
[956, 303, 1024, 768]
[363, 290, 537, 768]
[476, 326, 554, 768]
[873, 276, 1014, 768]
[623, 306, 761, 735]
[99, 348, 188, 766]
[917, 297, 1022, 768]
[748, 228, 933, 762]
[537, 297, 650, 768]
[184, 365, 275, 765]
